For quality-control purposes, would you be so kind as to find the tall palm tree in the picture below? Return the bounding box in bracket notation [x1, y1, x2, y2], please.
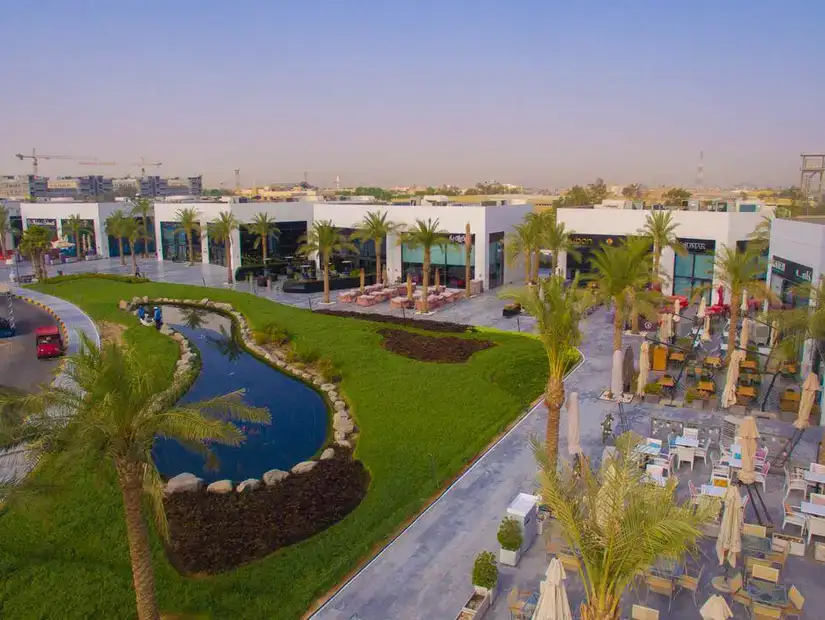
[401, 218, 450, 313]
[298, 219, 355, 303]
[772, 278, 825, 368]
[502, 276, 589, 466]
[746, 215, 772, 254]
[0, 334, 269, 620]
[121, 217, 141, 276]
[535, 433, 714, 620]
[174, 207, 200, 265]
[0, 204, 11, 259]
[249, 212, 281, 266]
[105, 210, 129, 266]
[63, 214, 92, 258]
[639, 210, 685, 284]
[713, 245, 773, 361]
[539, 210, 581, 276]
[505, 221, 537, 285]
[130, 198, 154, 258]
[525, 212, 545, 281]
[18, 225, 51, 281]
[210, 211, 240, 285]
[351, 210, 399, 286]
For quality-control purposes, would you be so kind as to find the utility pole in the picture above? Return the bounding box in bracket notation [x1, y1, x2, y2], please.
[234, 168, 241, 192]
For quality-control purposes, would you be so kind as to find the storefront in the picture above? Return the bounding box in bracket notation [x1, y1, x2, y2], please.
[401, 232, 475, 288]
[673, 238, 715, 303]
[159, 222, 197, 262]
[488, 232, 505, 289]
[769, 255, 813, 308]
[59, 218, 97, 256]
[26, 217, 58, 241]
[564, 233, 625, 280]
[238, 220, 308, 267]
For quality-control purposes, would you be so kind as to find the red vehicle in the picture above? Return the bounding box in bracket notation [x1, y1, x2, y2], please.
[35, 326, 64, 359]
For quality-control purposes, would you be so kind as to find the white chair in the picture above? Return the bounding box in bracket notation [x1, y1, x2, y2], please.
[695, 438, 710, 466]
[711, 464, 731, 480]
[754, 461, 771, 493]
[806, 515, 825, 546]
[683, 427, 699, 439]
[676, 446, 696, 471]
[651, 457, 671, 476]
[646, 464, 666, 478]
[784, 467, 809, 499]
[782, 497, 808, 536]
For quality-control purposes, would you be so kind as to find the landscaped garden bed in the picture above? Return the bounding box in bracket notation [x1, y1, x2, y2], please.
[379, 328, 495, 363]
[315, 308, 474, 333]
[166, 451, 369, 574]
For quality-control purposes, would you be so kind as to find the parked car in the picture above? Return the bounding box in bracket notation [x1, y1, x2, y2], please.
[35, 326, 64, 359]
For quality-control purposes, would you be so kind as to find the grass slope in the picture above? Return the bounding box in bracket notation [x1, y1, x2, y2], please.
[0, 279, 548, 620]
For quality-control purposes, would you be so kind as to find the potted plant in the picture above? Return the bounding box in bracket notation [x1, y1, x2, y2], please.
[497, 517, 523, 566]
[643, 381, 662, 404]
[502, 302, 521, 318]
[684, 386, 704, 410]
[457, 551, 498, 618]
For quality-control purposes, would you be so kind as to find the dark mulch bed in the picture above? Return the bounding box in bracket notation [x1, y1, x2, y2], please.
[378, 328, 495, 363]
[315, 309, 473, 333]
[164, 452, 370, 575]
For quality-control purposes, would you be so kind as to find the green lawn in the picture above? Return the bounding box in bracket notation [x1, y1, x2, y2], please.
[0, 278, 549, 620]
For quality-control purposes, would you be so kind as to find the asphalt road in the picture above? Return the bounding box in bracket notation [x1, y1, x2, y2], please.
[0, 297, 61, 392]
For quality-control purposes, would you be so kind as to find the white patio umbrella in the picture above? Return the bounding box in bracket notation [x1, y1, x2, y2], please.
[738, 416, 760, 485]
[658, 313, 673, 342]
[532, 557, 573, 620]
[716, 484, 743, 569]
[611, 349, 623, 398]
[674, 297, 682, 317]
[566, 392, 582, 457]
[700, 595, 733, 620]
[739, 317, 751, 349]
[769, 320, 779, 349]
[795, 372, 820, 430]
[636, 341, 650, 398]
[697, 296, 707, 320]
[741, 288, 749, 312]
[51, 238, 75, 250]
[702, 315, 712, 342]
[721, 350, 745, 408]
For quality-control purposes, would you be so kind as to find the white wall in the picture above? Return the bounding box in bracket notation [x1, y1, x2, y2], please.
[20, 201, 123, 258]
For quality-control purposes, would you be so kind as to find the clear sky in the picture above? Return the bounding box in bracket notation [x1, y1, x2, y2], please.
[3, 1, 824, 189]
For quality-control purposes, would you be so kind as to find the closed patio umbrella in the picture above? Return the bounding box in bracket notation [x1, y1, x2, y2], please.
[622, 346, 635, 393]
[406, 273, 413, 301]
[532, 557, 572, 620]
[611, 349, 624, 398]
[700, 595, 733, 620]
[566, 392, 581, 458]
[741, 289, 749, 312]
[769, 320, 779, 349]
[722, 350, 745, 409]
[795, 372, 820, 430]
[738, 416, 760, 485]
[636, 341, 650, 398]
[716, 484, 743, 569]
[434, 267, 440, 288]
[739, 317, 751, 349]
[717, 285, 725, 306]
[383, 266, 389, 286]
[702, 315, 712, 342]
[658, 313, 673, 342]
[697, 296, 707, 320]
[674, 297, 682, 317]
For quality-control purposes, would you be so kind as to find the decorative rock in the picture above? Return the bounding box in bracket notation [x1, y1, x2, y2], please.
[275, 359, 286, 368]
[206, 480, 234, 494]
[313, 377, 324, 386]
[291, 460, 318, 475]
[333, 417, 354, 434]
[165, 472, 203, 494]
[118, 300, 128, 310]
[320, 384, 335, 392]
[171, 332, 184, 341]
[334, 400, 347, 411]
[236, 478, 261, 493]
[200, 298, 210, 305]
[334, 431, 346, 442]
[181, 352, 194, 363]
[320, 448, 335, 460]
[142, 296, 149, 304]
[328, 391, 339, 402]
[335, 440, 352, 449]
[160, 325, 172, 335]
[263, 469, 290, 485]
[333, 411, 350, 423]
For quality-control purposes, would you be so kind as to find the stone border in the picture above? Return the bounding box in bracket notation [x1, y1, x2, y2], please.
[118, 295, 358, 495]
[14, 294, 70, 355]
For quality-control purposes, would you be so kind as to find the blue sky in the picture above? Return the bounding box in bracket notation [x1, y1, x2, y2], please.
[3, 1, 824, 189]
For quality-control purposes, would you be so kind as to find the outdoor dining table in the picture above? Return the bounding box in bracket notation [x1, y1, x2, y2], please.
[670, 351, 686, 363]
[801, 501, 825, 517]
[737, 385, 756, 401]
[742, 534, 773, 558]
[704, 356, 723, 368]
[741, 359, 759, 372]
[804, 470, 825, 485]
[647, 558, 683, 581]
[697, 380, 715, 394]
[635, 445, 662, 457]
[701, 484, 727, 498]
[675, 436, 699, 447]
[746, 579, 788, 607]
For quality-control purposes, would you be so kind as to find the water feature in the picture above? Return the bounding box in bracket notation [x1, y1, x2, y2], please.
[152, 305, 328, 483]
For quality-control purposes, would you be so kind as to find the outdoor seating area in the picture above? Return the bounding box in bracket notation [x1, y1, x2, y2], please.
[338, 281, 467, 312]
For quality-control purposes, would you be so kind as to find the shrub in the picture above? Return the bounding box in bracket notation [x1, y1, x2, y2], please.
[684, 386, 699, 403]
[644, 382, 662, 395]
[317, 357, 341, 382]
[472, 551, 498, 589]
[497, 517, 523, 551]
[42, 273, 144, 285]
[253, 322, 290, 346]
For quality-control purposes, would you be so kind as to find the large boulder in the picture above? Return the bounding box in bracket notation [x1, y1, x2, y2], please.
[236, 478, 261, 493]
[333, 417, 354, 435]
[291, 461, 318, 475]
[165, 472, 203, 494]
[206, 480, 234, 494]
[118, 300, 128, 310]
[320, 448, 335, 461]
[263, 469, 289, 485]
[320, 383, 336, 392]
[335, 440, 352, 450]
[334, 400, 347, 411]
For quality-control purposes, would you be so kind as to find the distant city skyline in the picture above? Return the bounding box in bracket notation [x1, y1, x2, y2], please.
[3, 1, 824, 189]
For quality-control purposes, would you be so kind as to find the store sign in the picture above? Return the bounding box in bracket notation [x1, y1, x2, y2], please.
[448, 233, 475, 244]
[678, 237, 715, 253]
[27, 218, 56, 226]
[772, 255, 813, 284]
[569, 234, 624, 247]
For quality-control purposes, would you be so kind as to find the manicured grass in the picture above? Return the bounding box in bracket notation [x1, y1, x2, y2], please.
[0, 279, 549, 620]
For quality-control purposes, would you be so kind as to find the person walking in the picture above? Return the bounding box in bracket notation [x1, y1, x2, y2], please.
[153, 306, 162, 330]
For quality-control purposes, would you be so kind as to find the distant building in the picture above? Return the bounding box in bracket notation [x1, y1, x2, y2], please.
[0, 175, 36, 199]
[46, 175, 113, 199]
[241, 181, 321, 201]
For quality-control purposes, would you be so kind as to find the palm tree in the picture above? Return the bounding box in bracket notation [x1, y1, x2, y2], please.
[351, 210, 399, 286]
[772, 278, 825, 368]
[535, 433, 714, 620]
[63, 214, 92, 258]
[120, 217, 141, 276]
[0, 334, 269, 620]
[0, 204, 11, 259]
[210, 211, 240, 285]
[713, 245, 773, 361]
[639, 210, 686, 284]
[747, 215, 772, 254]
[525, 212, 545, 281]
[401, 218, 450, 313]
[502, 276, 589, 466]
[105, 210, 129, 266]
[297, 220, 356, 304]
[249, 212, 281, 266]
[505, 221, 537, 285]
[131, 197, 154, 258]
[174, 207, 200, 265]
[18, 225, 51, 281]
[540, 210, 580, 277]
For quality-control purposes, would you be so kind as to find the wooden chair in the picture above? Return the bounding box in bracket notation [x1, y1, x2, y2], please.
[752, 563, 780, 584]
[765, 540, 790, 571]
[745, 556, 772, 581]
[675, 563, 704, 606]
[631, 604, 660, 620]
[728, 573, 753, 611]
[506, 587, 529, 620]
[743, 523, 767, 538]
[751, 602, 782, 619]
[645, 574, 675, 611]
[784, 585, 805, 619]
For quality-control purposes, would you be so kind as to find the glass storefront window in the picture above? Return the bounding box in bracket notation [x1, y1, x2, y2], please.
[401, 239, 474, 288]
[207, 223, 226, 267]
[673, 252, 714, 303]
[488, 232, 504, 289]
[160, 221, 197, 262]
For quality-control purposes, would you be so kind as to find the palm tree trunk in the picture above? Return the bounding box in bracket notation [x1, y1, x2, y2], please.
[544, 373, 565, 467]
[225, 240, 232, 284]
[262, 236, 268, 266]
[422, 247, 431, 312]
[524, 252, 531, 285]
[375, 237, 382, 289]
[630, 290, 640, 333]
[119, 238, 126, 266]
[323, 250, 330, 303]
[532, 250, 540, 282]
[613, 298, 623, 351]
[143, 218, 150, 258]
[131, 248, 138, 277]
[580, 601, 620, 620]
[653, 243, 661, 281]
[187, 230, 194, 266]
[115, 460, 160, 620]
[727, 289, 739, 361]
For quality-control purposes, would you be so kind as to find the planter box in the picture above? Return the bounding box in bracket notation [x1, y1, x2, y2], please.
[459, 587, 492, 619]
[690, 400, 704, 410]
[644, 394, 661, 404]
[773, 533, 805, 557]
[499, 547, 521, 567]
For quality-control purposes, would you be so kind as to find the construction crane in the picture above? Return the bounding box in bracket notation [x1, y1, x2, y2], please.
[14, 148, 100, 176]
[79, 157, 162, 176]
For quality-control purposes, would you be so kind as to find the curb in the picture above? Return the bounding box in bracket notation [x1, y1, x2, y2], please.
[12, 294, 70, 350]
